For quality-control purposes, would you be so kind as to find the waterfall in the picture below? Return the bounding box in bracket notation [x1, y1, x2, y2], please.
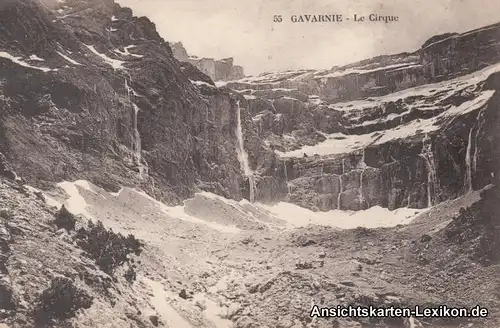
[472, 122, 482, 174]
[125, 77, 146, 177]
[359, 170, 365, 206]
[235, 101, 255, 202]
[419, 154, 433, 208]
[283, 161, 288, 182]
[464, 127, 474, 192]
[337, 158, 345, 210]
[270, 101, 277, 113]
[473, 106, 487, 177]
[359, 149, 367, 168]
[283, 161, 291, 195]
[337, 175, 343, 210]
[125, 76, 131, 99]
[132, 103, 144, 176]
[419, 134, 439, 208]
[358, 149, 367, 207]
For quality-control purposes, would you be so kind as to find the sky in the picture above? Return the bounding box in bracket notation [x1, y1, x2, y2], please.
[116, 0, 500, 75]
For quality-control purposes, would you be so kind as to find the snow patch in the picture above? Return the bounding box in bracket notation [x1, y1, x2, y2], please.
[190, 80, 215, 88]
[373, 90, 494, 145]
[238, 69, 312, 84]
[109, 188, 124, 197]
[56, 51, 82, 65]
[260, 202, 426, 229]
[317, 63, 420, 79]
[269, 87, 296, 92]
[334, 62, 500, 112]
[56, 181, 94, 219]
[114, 45, 143, 58]
[0, 52, 54, 72]
[29, 54, 44, 61]
[387, 64, 423, 72]
[276, 133, 373, 157]
[74, 180, 98, 194]
[278, 90, 495, 157]
[215, 81, 228, 87]
[122, 188, 241, 234]
[84, 44, 126, 70]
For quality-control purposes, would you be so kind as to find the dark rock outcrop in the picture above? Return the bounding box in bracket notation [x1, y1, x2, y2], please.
[171, 41, 245, 81]
[0, 153, 17, 180]
[227, 22, 500, 212]
[421, 23, 500, 80]
[444, 184, 500, 265]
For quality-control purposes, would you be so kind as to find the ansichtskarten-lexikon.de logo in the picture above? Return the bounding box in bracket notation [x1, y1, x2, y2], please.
[310, 305, 489, 318]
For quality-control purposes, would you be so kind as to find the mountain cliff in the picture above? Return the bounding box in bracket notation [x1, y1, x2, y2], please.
[225, 22, 500, 212]
[170, 42, 245, 82]
[0, 0, 257, 205]
[1, 0, 500, 327]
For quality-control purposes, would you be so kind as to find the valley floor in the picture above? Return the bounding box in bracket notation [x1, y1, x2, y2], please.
[0, 179, 499, 328]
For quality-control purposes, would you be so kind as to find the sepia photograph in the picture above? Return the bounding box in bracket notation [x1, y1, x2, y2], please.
[0, 0, 500, 327]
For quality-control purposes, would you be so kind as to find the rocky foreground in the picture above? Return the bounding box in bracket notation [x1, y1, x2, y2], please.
[0, 167, 499, 328]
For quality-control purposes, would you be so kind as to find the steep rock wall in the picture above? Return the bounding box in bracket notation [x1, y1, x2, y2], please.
[421, 24, 500, 80]
[170, 42, 245, 81]
[229, 29, 500, 211]
[0, 0, 250, 204]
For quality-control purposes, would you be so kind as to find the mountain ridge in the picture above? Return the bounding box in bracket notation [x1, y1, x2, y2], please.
[223, 20, 500, 213]
[232, 21, 500, 84]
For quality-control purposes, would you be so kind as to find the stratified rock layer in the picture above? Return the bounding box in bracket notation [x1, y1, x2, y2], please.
[227, 22, 500, 211]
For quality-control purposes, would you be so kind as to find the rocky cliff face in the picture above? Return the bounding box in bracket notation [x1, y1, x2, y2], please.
[226, 23, 500, 212]
[2, 0, 500, 216]
[421, 23, 500, 79]
[170, 42, 245, 81]
[227, 23, 500, 104]
[0, 0, 252, 205]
